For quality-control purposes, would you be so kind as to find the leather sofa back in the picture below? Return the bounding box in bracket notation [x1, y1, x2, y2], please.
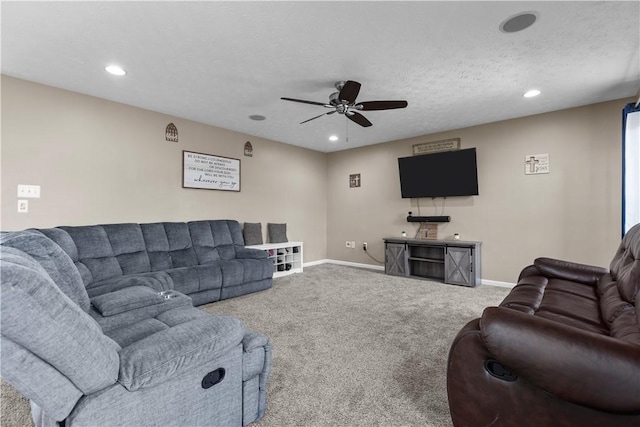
[599, 223, 640, 344]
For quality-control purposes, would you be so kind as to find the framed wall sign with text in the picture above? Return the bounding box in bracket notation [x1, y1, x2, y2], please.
[183, 151, 240, 191]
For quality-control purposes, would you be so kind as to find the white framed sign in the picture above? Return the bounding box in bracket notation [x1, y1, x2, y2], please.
[524, 153, 549, 175]
[413, 138, 460, 155]
[183, 150, 240, 191]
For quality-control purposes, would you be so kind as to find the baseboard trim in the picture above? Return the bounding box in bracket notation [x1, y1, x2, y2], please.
[305, 259, 516, 287]
[481, 279, 516, 288]
[304, 259, 384, 271]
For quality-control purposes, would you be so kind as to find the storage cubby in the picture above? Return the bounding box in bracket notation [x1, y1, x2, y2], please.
[247, 241, 303, 278]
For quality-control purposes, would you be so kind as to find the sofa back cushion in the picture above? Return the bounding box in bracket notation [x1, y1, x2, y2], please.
[37, 227, 93, 285]
[189, 220, 244, 262]
[140, 222, 199, 270]
[610, 223, 640, 304]
[2, 231, 91, 312]
[59, 225, 124, 282]
[101, 224, 152, 275]
[599, 223, 640, 344]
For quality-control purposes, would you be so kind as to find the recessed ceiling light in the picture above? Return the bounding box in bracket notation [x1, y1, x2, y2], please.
[523, 89, 541, 98]
[329, 135, 339, 142]
[500, 12, 539, 33]
[105, 65, 126, 76]
[249, 115, 266, 121]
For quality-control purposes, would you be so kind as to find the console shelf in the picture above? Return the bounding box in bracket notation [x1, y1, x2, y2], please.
[384, 238, 481, 287]
[247, 241, 303, 278]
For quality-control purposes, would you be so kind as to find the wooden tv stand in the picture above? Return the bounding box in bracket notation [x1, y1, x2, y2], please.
[383, 238, 481, 287]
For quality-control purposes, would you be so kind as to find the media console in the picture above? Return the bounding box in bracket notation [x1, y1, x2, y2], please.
[383, 238, 481, 287]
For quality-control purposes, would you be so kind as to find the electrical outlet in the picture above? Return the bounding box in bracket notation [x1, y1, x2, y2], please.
[18, 200, 28, 213]
[345, 241, 351, 248]
[351, 241, 356, 248]
[363, 242, 368, 250]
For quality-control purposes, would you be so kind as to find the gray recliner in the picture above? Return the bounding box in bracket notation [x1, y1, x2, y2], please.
[0, 231, 271, 427]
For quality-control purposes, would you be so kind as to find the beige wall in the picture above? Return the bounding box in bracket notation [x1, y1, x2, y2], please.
[327, 98, 630, 283]
[1, 75, 631, 283]
[1, 76, 328, 262]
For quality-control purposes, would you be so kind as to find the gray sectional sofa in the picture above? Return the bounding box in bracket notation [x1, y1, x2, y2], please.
[37, 219, 273, 306]
[0, 219, 273, 426]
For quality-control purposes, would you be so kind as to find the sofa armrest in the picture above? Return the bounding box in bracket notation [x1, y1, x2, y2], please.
[480, 307, 640, 413]
[533, 257, 608, 286]
[235, 247, 268, 260]
[91, 286, 165, 316]
[118, 314, 245, 391]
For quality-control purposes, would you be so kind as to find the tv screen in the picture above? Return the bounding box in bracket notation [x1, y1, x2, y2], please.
[398, 148, 479, 198]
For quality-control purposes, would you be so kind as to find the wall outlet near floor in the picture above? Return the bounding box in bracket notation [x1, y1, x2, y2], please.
[346, 241, 352, 248]
[363, 242, 368, 250]
[351, 241, 356, 248]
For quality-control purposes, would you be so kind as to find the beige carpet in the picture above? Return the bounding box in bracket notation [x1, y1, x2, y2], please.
[1, 264, 510, 426]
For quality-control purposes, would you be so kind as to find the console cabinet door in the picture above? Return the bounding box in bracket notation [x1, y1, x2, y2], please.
[445, 246, 473, 286]
[385, 243, 407, 276]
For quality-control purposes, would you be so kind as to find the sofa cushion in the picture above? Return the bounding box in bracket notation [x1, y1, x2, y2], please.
[1, 231, 91, 312]
[91, 286, 165, 317]
[610, 224, 640, 303]
[102, 223, 152, 275]
[37, 227, 93, 285]
[118, 309, 244, 391]
[60, 226, 123, 282]
[165, 264, 224, 295]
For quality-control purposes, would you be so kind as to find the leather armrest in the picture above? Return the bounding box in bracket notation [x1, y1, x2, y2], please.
[480, 307, 640, 413]
[533, 257, 608, 286]
[235, 247, 268, 259]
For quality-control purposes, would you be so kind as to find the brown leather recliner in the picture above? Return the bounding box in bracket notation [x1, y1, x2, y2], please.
[447, 223, 640, 427]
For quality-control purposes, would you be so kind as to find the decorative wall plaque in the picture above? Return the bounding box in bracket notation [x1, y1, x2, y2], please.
[183, 151, 240, 191]
[244, 141, 253, 157]
[525, 153, 550, 175]
[349, 173, 361, 188]
[412, 138, 460, 155]
[166, 123, 178, 142]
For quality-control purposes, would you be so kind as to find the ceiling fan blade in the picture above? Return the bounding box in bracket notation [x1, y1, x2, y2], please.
[356, 100, 408, 111]
[300, 110, 336, 124]
[339, 80, 361, 104]
[281, 97, 328, 107]
[346, 111, 372, 127]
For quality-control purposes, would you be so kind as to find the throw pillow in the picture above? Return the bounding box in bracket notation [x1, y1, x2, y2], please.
[243, 222, 263, 245]
[268, 223, 288, 243]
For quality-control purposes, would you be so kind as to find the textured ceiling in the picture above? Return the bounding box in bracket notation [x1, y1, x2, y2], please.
[2, 1, 639, 153]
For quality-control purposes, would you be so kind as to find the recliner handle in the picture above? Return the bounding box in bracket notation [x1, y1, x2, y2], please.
[201, 368, 225, 389]
[484, 359, 517, 381]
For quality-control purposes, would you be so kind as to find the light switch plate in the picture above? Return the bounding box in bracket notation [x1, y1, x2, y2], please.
[17, 185, 41, 198]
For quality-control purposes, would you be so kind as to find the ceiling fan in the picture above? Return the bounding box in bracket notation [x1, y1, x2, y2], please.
[281, 80, 408, 127]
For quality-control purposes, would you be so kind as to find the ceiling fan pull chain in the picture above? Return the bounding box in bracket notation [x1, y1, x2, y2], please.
[346, 117, 349, 143]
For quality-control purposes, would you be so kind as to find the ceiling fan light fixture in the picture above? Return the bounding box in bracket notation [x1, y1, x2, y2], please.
[523, 89, 541, 98]
[105, 65, 126, 76]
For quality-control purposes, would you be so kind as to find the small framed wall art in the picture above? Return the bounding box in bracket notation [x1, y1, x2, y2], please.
[183, 150, 240, 191]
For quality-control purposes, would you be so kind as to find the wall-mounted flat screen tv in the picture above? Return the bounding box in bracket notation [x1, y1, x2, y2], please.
[398, 148, 479, 198]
